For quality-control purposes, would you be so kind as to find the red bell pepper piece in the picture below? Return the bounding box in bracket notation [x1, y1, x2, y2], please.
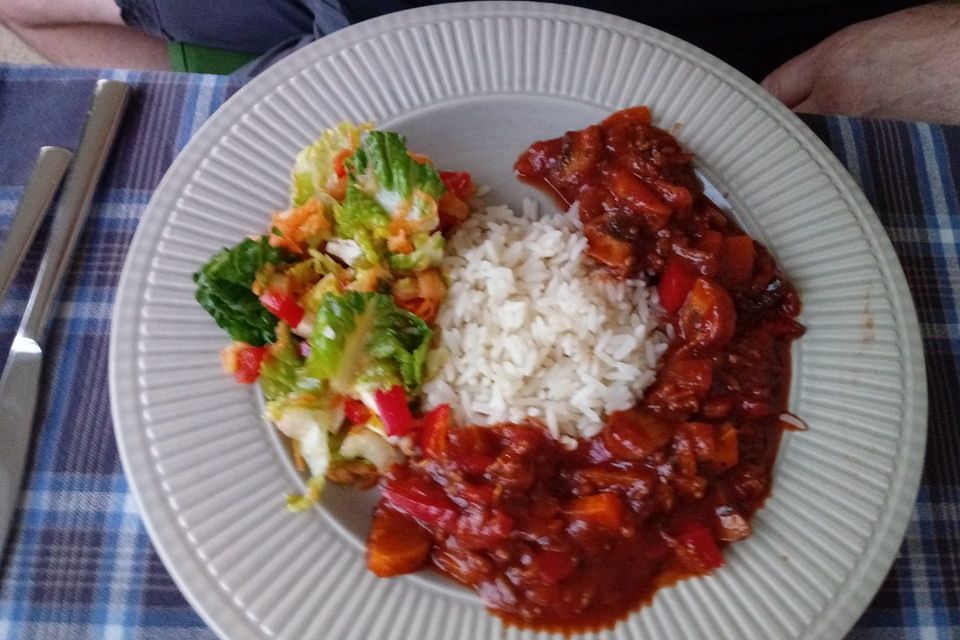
[420, 404, 451, 457]
[374, 386, 414, 436]
[600, 105, 652, 127]
[677, 278, 737, 354]
[607, 167, 672, 221]
[659, 255, 698, 314]
[344, 398, 371, 425]
[235, 345, 268, 384]
[332, 149, 351, 179]
[259, 290, 305, 328]
[382, 474, 458, 530]
[439, 170, 475, 200]
[672, 520, 724, 571]
[531, 550, 576, 585]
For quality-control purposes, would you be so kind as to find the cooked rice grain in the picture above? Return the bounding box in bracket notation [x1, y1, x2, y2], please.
[423, 199, 667, 439]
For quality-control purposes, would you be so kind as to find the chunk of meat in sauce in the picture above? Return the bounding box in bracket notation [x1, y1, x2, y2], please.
[366, 106, 805, 631]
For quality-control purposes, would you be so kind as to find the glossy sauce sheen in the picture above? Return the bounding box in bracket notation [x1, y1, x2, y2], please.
[367, 106, 805, 630]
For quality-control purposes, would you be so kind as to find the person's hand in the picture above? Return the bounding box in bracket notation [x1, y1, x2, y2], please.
[762, 3, 960, 124]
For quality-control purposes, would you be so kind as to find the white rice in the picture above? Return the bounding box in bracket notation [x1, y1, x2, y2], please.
[423, 197, 668, 439]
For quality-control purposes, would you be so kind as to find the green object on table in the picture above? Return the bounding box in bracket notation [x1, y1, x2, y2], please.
[167, 42, 257, 75]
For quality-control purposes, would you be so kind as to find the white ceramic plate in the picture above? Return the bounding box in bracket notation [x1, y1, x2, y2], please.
[109, 3, 927, 639]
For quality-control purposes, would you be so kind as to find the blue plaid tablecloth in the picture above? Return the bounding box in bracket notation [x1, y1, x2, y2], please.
[0, 65, 956, 639]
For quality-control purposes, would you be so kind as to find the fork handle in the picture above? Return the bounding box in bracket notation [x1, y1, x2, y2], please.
[20, 80, 131, 344]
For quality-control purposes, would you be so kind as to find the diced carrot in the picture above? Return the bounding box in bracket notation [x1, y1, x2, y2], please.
[219, 343, 242, 374]
[574, 466, 656, 496]
[719, 235, 755, 286]
[416, 269, 446, 300]
[665, 358, 714, 399]
[585, 223, 634, 273]
[367, 507, 432, 577]
[387, 230, 414, 254]
[269, 199, 330, 254]
[602, 409, 674, 461]
[649, 177, 693, 209]
[682, 422, 716, 462]
[713, 423, 739, 471]
[607, 167, 672, 223]
[407, 151, 433, 165]
[563, 493, 625, 530]
[561, 126, 603, 177]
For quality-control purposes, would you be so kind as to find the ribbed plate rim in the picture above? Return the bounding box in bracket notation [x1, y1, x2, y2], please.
[109, 3, 928, 639]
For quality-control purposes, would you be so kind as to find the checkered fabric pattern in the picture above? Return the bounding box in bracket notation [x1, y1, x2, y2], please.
[0, 66, 956, 639]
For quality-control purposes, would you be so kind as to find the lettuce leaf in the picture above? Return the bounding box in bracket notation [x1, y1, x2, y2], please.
[291, 121, 370, 206]
[387, 231, 445, 272]
[194, 237, 293, 345]
[332, 185, 390, 264]
[348, 131, 444, 231]
[305, 291, 431, 395]
[335, 185, 390, 239]
[259, 324, 303, 400]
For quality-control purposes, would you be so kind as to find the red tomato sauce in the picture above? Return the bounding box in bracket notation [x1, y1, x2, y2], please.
[366, 106, 805, 630]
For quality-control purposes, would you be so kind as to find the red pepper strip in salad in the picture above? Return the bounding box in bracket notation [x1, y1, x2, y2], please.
[235, 345, 268, 384]
[439, 170, 475, 200]
[373, 385, 414, 436]
[344, 398, 372, 425]
[332, 148, 351, 179]
[260, 290, 305, 328]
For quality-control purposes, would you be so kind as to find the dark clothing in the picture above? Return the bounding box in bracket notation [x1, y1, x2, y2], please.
[341, 0, 920, 81]
[115, 0, 921, 80]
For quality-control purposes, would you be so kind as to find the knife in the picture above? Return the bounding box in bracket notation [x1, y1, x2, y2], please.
[0, 80, 131, 558]
[0, 146, 73, 306]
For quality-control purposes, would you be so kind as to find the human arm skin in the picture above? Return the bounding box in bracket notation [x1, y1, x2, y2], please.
[762, 3, 960, 124]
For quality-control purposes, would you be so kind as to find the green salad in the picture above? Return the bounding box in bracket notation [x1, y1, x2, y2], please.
[193, 122, 475, 510]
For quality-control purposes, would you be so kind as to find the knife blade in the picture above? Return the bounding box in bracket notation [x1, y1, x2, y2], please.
[0, 146, 73, 305]
[0, 80, 131, 558]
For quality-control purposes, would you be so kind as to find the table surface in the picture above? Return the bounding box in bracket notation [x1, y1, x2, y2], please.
[0, 65, 956, 640]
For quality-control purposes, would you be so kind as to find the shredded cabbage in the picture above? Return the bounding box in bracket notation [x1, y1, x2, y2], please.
[290, 121, 371, 207]
[305, 291, 431, 396]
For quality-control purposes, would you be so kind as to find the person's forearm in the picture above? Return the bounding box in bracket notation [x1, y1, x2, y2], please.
[5, 21, 168, 69]
[762, 2, 960, 124]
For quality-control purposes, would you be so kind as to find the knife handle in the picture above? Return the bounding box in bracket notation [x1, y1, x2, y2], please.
[20, 80, 131, 344]
[0, 147, 73, 306]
